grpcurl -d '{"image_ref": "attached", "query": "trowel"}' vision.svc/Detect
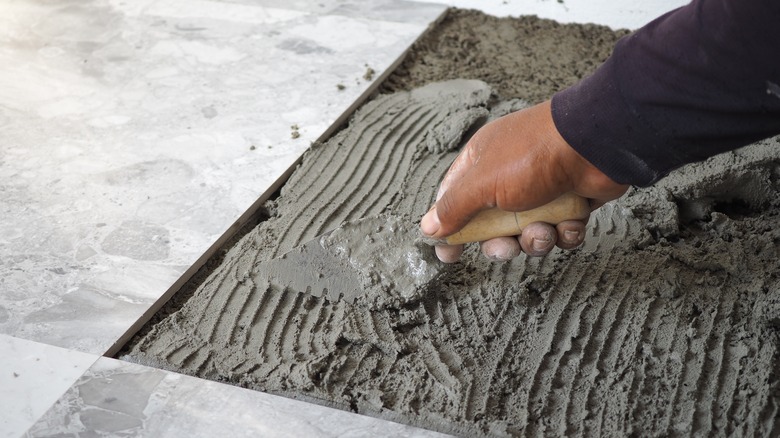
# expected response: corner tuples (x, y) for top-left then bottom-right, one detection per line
(257, 192), (590, 305)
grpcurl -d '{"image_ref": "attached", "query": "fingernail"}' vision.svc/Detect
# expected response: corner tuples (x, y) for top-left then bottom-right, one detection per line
(484, 248), (507, 262)
(483, 239), (521, 261)
(420, 207), (440, 236)
(563, 230), (580, 244)
(435, 245), (463, 264)
(487, 249), (515, 262)
(532, 236), (552, 252)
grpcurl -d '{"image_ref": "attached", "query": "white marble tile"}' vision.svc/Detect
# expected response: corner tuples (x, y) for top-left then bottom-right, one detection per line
(429, 0), (689, 29)
(26, 357), (451, 437)
(243, 0), (449, 24)
(0, 334), (99, 438)
(0, 0), (446, 354)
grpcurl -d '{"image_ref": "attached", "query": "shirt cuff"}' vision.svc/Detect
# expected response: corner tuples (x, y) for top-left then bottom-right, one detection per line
(550, 52), (663, 187)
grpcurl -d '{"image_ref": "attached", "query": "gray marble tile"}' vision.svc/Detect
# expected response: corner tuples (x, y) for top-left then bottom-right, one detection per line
(234, 0), (448, 24)
(26, 357), (452, 437)
(0, 0), (445, 354)
(0, 335), (99, 438)
(427, 0), (688, 29)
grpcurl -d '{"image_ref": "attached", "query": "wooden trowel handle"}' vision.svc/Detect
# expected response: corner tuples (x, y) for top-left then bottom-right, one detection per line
(444, 192), (591, 245)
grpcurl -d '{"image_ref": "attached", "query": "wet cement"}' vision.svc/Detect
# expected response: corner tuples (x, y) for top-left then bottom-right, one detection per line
(123, 10), (780, 437)
(259, 213), (446, 307)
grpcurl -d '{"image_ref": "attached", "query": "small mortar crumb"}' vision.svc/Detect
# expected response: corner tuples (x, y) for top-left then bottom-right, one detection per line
(249, 145), (256, 151)
(363, 66), (375, 81)
(291, 124), (300, 139)
(337, 83), (346, 90)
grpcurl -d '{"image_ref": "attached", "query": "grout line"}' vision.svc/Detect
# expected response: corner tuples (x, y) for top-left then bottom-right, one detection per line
(103, 7), (450, 358)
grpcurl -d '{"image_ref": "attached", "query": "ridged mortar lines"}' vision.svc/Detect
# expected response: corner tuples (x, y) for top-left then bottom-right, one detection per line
(583, 271), (645, 436)
(524, 260), (591, 424)
(710, 331), (746, 434)
(277, 95), (427, 250)
(671, 291), (719, 434)
(350, 107), (437, 220)
(233, 282), (264, 350)
(280, 97), (387, 203)
(691, 285), (737, 435)
(755, 339), (779, 434)
(562, 276), (620, 436)
(483, 298), (531, 422)
(304, 109), (410, 237)
(623, 295), (667, 431)
(554, 274), (616, 433)
(632, 290), (687, 433)
(269, 291), (303, 363)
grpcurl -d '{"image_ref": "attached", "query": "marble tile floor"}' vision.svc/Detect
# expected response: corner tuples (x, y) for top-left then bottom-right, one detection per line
(25, 353), (451, 438)
(2, 335), (450, 438)
(0, 0), (446, 356)
(0, 335), (98, 438)
(0, 0), (687, 436)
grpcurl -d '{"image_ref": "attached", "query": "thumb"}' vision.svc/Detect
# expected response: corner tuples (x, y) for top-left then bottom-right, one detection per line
(429, 171), (495, 238)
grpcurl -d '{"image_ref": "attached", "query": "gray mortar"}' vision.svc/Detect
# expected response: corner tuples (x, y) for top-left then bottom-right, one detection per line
(259, 214), (447, 307)
(123, 10), (780, 438)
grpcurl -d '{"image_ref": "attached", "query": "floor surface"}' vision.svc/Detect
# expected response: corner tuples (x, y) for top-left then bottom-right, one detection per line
(0, 0), (686, 436)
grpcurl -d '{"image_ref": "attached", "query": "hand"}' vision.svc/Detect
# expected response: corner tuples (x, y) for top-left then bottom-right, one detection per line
(420, 100), (628, 263)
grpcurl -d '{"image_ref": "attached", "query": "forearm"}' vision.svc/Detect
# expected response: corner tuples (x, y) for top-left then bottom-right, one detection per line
(551, 0), (780, 186)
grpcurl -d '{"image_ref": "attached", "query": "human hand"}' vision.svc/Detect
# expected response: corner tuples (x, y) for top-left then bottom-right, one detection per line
(420, 100), (629, 263)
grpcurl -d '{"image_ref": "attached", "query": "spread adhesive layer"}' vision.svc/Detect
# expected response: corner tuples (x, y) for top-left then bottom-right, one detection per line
(124, 11), (780, 437)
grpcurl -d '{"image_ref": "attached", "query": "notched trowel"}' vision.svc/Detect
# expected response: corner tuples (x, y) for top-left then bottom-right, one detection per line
(258, 192), (590, 306)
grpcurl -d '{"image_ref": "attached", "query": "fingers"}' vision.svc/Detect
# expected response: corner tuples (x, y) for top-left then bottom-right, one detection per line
(434, 244), (464, 264)
(421, 167), (494, 240)
(423, 205), (465, 264)
(434, 219), (589, 264)
(476, 221), (584, 261)
(421, 142), (488, 239)
(478, 219), (588, 261)
(420, 206), (441, 237)
(436, 139), (480, 200)
(480, 237), (521, 261)
(518, 222), (558, 256)
(555, 220), (587, 249)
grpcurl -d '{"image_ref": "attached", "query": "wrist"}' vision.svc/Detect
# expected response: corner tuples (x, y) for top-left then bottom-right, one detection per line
(543, 100), (629, 203)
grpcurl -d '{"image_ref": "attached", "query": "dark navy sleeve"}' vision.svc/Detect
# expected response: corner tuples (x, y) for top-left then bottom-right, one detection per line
(551, 0), (780, 186)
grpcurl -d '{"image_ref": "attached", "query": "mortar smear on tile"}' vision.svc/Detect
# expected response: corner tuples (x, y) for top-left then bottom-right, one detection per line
(123, 11), (780, 437)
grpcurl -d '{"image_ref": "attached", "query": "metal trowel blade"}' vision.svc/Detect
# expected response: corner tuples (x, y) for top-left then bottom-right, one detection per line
(256, 215), (444, 305)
